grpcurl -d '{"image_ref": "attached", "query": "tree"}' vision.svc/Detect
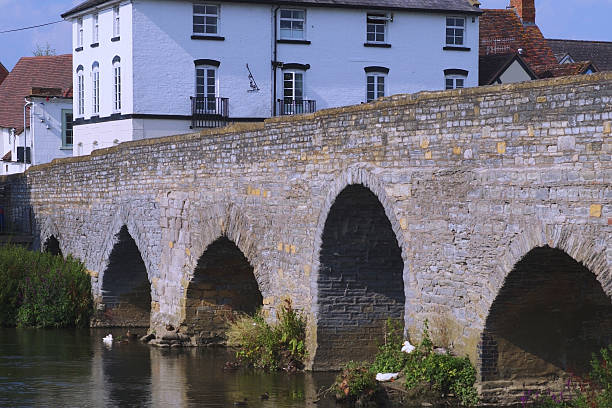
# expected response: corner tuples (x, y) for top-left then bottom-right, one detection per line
(32, 43), (56, 56)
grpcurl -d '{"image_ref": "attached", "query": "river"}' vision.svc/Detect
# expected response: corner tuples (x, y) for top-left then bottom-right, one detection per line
(0, 328), (339, 407)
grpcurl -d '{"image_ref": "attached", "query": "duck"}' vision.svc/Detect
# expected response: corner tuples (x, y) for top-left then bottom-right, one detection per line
(260, 392), (269, 400)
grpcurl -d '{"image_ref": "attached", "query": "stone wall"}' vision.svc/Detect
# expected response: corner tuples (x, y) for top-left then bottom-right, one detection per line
(1, 73), (610, 403)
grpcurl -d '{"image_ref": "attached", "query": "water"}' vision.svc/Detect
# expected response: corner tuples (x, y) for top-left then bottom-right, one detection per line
(0, 328), (338, 408)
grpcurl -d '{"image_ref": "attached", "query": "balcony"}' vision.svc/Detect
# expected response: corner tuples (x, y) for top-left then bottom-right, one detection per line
(277, 99), (316, 116)
(191, 96), (229, 128)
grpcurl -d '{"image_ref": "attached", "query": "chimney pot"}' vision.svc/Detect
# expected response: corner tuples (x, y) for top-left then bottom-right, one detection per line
(510, 0), (535, 24)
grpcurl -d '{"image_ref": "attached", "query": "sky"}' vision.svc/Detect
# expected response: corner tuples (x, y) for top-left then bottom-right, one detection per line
(1, 0), (611, 71)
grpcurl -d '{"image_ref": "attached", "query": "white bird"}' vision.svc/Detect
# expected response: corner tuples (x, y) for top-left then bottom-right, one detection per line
(401, 340), (415, 353)
(103, 334), (113, 348)
(376, 372), (399, 382)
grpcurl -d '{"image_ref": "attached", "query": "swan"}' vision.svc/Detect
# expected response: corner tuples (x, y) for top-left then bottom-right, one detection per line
(103, 334), (113, 347)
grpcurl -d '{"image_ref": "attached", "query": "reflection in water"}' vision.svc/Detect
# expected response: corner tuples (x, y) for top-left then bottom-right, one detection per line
(0, 328), (336, 408)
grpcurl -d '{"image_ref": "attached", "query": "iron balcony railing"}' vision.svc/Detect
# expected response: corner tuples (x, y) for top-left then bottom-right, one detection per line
(191, 96), (229, 128)
(277, 99), (316, 116)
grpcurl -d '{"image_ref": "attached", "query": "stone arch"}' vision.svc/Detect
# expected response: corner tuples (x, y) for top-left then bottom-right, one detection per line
(39, 218), (62, 254)
(310, 167), (409, 370)
(97, 208), (156, 282)
(181, 236), (263, 345)
(184, 203), (271, 300)
(94, 209), (153, 328)
(479, 223), (611, 402)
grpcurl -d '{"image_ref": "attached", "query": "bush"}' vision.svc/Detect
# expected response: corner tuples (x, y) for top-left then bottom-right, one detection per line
(404, 322), (479, 407)
(227, 299), (306, 371)
(0, 245), (92, 328)
(371, 319), (409, 374)
(334, 361), (378, 402)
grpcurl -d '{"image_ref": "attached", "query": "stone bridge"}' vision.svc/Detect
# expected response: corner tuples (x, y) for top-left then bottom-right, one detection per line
(1, 73), (611, 403)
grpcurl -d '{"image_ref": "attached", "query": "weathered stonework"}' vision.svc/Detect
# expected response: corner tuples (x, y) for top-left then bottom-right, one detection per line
(0, 73), (610, 404)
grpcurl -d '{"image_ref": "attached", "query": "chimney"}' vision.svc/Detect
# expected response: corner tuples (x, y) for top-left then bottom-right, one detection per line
(510, 0), (535, 24)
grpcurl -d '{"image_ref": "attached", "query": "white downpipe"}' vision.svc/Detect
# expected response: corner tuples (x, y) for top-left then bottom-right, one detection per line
(23, 98), (32, 172)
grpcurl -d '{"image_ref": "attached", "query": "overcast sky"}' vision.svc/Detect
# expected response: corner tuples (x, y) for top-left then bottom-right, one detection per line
(1, 0), (611, 71)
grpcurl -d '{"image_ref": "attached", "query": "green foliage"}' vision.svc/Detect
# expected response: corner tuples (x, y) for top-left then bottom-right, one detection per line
(371, 318), (409, 374)
(590, 345), (612, 403)
(334, 361), (378, 401)
(403, 321), (479, 407)
(0, 245), (92, 328)
(227, 299), (306, 371)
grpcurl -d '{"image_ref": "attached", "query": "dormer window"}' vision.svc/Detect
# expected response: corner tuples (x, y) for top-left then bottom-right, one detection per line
(366, 13), (387, 44)
(193, 4), (218, 35)
(446, 17), (465, 46)
(280, 9), (305, 40)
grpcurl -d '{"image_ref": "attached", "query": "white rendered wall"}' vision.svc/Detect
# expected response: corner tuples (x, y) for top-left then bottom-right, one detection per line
(70, 0), (479, 155)
(72, 1), (134, 119)
(131, 1), (479, 116)
(74, 118), (133, 155)
(74, 118), (192, 156)
(276, 8), (479, 109)
(29, 98), (73, 166)
(132, 0), (273, 118)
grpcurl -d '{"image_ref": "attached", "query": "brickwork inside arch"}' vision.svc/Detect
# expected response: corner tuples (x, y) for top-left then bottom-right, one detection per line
(181, 237), (262, 345)
(94, 226), (151, 328)
(314, 184), (404, 370)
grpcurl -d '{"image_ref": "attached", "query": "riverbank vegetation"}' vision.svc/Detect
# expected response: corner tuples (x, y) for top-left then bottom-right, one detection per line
(333, 320), (478, 407)
(227, 299), (307, 371)
(0, 245), (92, 328)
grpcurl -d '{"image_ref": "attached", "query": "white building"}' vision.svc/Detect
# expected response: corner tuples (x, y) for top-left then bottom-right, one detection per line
(62, 0), (482, 156)
(0, 56), (73, 175)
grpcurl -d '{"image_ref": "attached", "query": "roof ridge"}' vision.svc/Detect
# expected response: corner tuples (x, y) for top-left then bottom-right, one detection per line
(548, 38), (612, 45)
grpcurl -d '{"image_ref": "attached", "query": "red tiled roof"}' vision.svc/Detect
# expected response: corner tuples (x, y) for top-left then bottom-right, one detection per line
(479, 9), (557, 67)
(0, 55), (72, 132)
(0, 62), (8, 86)
(1, 151), (11, 162)
(533, 61), (596, 79)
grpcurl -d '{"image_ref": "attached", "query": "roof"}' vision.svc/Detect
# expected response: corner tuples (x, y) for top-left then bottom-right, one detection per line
(62, 0), (481, 18)
(479, 8), (557, 68)
(479, 52), (536, 85)
(547, 39), (612, 72)
(0, 63), (8, 86)
(534, 61), (597, 79)
(0, 55), (72, 132)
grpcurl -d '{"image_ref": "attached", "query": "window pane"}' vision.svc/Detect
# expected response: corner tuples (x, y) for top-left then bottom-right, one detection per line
(293, 20), (304, 30)
(194, 5), (206, 14)
(205, 5), (217, 15)
(367, 33), (375, 42)
(446, 79), (454, 89)
(456, 18), (464, 26)
(456, 79), (464, 88)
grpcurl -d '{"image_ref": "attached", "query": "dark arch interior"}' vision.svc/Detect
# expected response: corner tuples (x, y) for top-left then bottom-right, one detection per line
(182, 236), (262, 345)
(100, 226), (151, 327)
(481, 246), (612, 387)
(43, 235), (62, 257)
(315, 184), (405, 370)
